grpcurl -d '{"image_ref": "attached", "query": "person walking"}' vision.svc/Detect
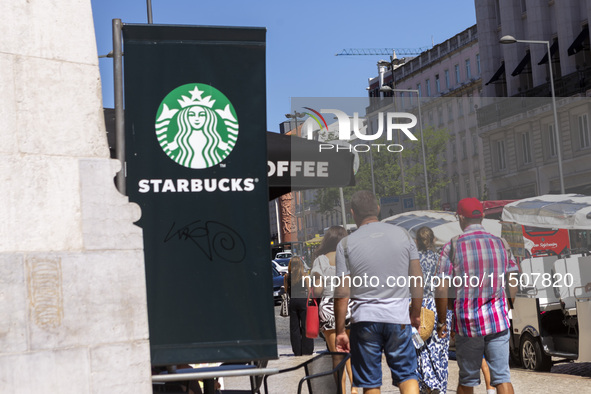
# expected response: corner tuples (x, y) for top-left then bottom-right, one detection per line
(435, 198), (518, 394)
(334, 190), (423, 394)
(285, 256), (314, 356)
(481, 358), (496, 394)
(414, 226), (452, 394)
(310, 225), (357, 394)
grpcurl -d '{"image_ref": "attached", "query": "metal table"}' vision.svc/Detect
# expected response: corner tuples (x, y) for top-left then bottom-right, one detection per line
(152, 365), (279, 394)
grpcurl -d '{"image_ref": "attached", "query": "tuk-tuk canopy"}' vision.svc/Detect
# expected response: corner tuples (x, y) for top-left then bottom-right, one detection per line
(502, 194), (591, 230)
(305, 235), (324, 246)
(381, 210), (502, 247)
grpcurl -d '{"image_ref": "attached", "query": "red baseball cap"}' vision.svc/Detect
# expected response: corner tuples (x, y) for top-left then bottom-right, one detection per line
(457, 198), (484, 218)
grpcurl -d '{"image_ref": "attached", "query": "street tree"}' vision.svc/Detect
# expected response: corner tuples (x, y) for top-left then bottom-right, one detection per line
(314, 125), (450, 215)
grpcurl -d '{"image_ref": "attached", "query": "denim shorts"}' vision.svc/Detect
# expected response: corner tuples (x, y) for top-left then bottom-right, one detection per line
(349, 322), (418, 388)
(455, 329), (511, 387)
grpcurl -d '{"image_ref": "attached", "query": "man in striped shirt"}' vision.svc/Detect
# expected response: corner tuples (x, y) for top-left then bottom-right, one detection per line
(435, 198), (518, 394)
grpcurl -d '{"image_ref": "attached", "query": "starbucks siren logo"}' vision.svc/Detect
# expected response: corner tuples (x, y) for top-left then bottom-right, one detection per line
(155, 83), (238, 169)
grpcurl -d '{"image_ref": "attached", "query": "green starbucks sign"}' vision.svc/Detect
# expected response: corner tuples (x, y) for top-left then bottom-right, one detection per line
(155, 83), (239, 169)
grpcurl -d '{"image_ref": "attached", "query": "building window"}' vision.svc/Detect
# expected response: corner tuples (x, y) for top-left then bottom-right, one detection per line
(445, 70), (450, 89)
(520, 0), (527, 13)
(521, 132), (532, 164)
(417, 83), (422, 97)
(435, 74), (441, 93)
(448, 103), (454, 121)
(426, 79), (431, 97)
(438, 107), (444, 126)
(451, 139), (457, 162)
(579, 114), (590, 148)
(496, 140), (506, 170)
(455, 64), (460, 84)
(546, 124), (557, 158)
(465, 177), (471, 196)
(457, 98), (464, 117)
(408, 88), (414, 105)
(472, 131), (479, 155)
(466, 59), (472, 80)
(455, 182), (461, 201)
(469, 94), (474, 113)
(476, 54), (481, 75)
(461, 135), (467, 159)
(475, 177), (481, 199)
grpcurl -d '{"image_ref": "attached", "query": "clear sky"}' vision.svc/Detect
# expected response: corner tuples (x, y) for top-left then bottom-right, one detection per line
(91, 0), (476, 132)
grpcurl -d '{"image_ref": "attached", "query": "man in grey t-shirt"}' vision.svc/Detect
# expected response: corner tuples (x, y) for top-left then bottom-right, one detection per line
(335, 191), (423, 394)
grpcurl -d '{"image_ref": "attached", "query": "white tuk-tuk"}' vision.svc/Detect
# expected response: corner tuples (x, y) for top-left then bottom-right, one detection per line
(380, 210), (502, 246)
(502, 194), (591, 371)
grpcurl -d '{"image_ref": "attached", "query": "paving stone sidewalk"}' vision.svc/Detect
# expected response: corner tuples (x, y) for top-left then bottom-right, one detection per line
(223, 306), (591, 393)
(224, 353), (591, 393)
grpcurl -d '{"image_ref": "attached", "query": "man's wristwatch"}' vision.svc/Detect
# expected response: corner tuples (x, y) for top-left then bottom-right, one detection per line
(437, 321), (446, 329)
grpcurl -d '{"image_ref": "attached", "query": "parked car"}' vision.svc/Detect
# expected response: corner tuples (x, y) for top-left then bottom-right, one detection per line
(272, 266), (285, 304)
(272, 259), (289, 274)
(275, 251), (292, 260)
(273, 252), (292, 273)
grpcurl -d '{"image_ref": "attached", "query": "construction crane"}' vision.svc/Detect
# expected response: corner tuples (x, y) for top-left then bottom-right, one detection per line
(335, 47), (429, 57)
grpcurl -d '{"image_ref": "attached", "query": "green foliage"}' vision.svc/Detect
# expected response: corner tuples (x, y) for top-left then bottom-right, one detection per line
(313, 188), (341, 214)
(313, 126), (450, 217)
(399, 125), (451, 209)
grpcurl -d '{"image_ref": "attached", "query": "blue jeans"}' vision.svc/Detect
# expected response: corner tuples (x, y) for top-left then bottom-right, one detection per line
(455, 329), (511, 386)
(350, 322), (418, 387)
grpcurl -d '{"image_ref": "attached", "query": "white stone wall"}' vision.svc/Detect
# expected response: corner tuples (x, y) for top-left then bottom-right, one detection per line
(0, 1), (151, 393)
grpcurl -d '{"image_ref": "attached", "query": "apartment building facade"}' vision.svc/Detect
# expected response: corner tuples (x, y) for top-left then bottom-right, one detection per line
(367, 24), (485, 210)
(476, 0), (591, 198)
